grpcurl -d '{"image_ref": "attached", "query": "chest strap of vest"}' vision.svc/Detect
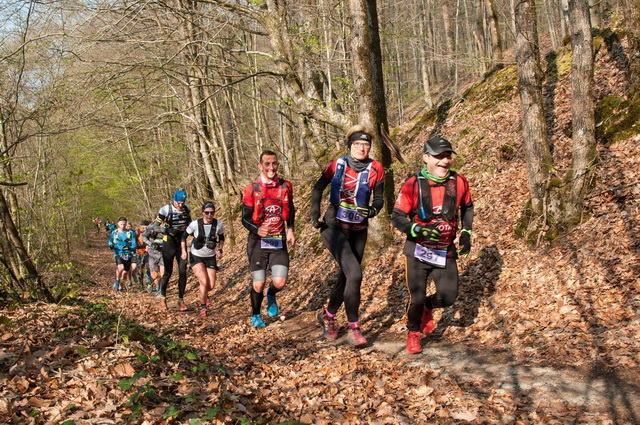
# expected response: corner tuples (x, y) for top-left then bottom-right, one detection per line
(329, 156), (372, 206)
(416, 172), (458, 222)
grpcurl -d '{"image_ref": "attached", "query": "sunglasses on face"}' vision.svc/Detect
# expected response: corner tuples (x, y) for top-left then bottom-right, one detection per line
(203, 211), (215, 215)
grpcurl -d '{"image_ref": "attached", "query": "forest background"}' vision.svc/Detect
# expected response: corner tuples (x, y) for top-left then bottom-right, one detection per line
(1, 0), (640, 423)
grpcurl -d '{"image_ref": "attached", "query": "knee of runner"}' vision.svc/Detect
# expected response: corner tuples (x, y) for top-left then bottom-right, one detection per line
(434, 291), (458, 308)
(409, 293), (427, 307)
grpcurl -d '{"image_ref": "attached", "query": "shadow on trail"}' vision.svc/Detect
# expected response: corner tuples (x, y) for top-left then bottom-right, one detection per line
(430, 244), (501, 339)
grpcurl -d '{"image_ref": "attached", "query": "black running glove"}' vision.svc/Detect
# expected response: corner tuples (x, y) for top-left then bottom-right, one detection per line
(410, 224), (441, 242)
(354, 205), (377, 218)
(458, 231), (471, 257)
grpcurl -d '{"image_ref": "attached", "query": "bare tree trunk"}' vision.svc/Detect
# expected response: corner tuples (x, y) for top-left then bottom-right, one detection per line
(442, 3), (455, 79)
(588, 0), (602, 28)
(485, 0), (504, 66)
(514, 0), (554, 215)
(543, 0), (560, 50)
(347, 0), (395, 248)
(0, 188), (52, 301)
(566, 0), (597, 221)
(622, 0), (640, 95)
(418, 0), (434, 108)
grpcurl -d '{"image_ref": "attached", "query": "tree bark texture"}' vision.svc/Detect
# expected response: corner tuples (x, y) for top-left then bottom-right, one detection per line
(566, 0), (597, 220)
(484, 0), (504, 65)
(622, 0), (640, 95)
(348, 0), (393, 247)
(514, 0), (554, 215)
(0, 188), (52, 301)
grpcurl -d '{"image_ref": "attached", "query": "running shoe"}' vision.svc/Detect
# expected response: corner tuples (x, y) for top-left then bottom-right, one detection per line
(159, 297), (168, 310)
(199, 308), (207, 318)
(113, 281), (119, 291)
(420, 306), (435, 335)
(251, 314), (266, 328)
(177, 300), (188, 312)
(266, 292), (278, 317)
(317, 311), (338, 340)
(146, 284), (153, 293)
(346, 326), (367, 348)
(406, 331), (423, 354)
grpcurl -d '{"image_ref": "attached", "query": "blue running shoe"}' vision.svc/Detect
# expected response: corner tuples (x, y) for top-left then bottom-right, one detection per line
(113, 280), (119, 291)
(266, 292), (278, 317)
(251, 314), (266, 328)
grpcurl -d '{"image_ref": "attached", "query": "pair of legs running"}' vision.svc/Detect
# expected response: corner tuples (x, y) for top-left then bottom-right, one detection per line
(248, 237), (289, 327)
(158, 238), (188, 310)
(317, 226), (368, 347)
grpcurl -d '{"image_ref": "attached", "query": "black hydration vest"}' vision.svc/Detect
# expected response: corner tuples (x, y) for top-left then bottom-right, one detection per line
(192, 218), (218, 250)
(415, 171), (458, 222)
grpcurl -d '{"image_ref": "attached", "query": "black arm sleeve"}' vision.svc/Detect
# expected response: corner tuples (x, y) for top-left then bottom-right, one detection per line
(287, 197), (296, 230)
(310, 174), (331, 222)
(181, 230), (189, 243)
(460, 202), (474, 231)
(241, 205), (259, 235)
(370, 178), (385, 215)
(391, 207), (413, 234)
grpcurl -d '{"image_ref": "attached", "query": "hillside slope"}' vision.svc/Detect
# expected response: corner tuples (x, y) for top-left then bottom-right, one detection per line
(1, 29), (639, 425)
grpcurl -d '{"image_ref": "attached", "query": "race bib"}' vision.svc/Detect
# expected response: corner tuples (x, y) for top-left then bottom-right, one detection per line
(413, 244), (447, 268)
(119, 254), (131, 261)
(336, 204), (365, 224)
(261, 236), (283, 250)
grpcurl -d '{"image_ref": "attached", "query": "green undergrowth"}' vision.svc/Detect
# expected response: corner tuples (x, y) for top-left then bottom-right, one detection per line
(595, 94), (640, 144)
(50, 299), (295, 424)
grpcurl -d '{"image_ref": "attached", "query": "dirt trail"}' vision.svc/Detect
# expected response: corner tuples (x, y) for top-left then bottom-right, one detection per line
(57, 233), (639, 423)
(274, 310), (640, 424)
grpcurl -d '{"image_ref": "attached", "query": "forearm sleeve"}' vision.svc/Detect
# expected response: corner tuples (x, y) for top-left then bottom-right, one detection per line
(241, 205), (259, 235)
(460, 202), (474, 231)
(311, 175), (331, 221)
(287, 202), (295, 230)
(391, 207), (413, 234)
(371, 178), (385, 214)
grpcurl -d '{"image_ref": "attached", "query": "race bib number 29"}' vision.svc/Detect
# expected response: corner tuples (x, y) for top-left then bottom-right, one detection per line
(261, 236), (283, 250)
(413, 244), (447, 268)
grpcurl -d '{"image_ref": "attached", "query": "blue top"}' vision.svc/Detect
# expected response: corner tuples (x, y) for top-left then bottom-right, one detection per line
(109, 229), (138, 256)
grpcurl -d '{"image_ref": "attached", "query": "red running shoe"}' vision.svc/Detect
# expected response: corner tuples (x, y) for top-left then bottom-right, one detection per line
(406, 331), (423, 354)
(421, 306), (435, 335)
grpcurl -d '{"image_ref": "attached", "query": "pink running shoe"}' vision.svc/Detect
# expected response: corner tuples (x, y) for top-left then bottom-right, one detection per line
(346, 326), (367, 348)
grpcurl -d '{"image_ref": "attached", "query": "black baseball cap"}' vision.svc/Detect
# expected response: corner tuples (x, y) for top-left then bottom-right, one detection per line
(423, 137), (456, 155)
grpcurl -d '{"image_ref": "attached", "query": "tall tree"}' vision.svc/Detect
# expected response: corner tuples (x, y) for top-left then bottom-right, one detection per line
(514, 0), (553, 220)
(622, 0), (640, 96)
(347, 0), (397, 247)
(565, 0), (596, 223)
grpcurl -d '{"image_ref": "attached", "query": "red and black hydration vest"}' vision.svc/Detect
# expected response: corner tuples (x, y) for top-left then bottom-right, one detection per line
(251, 180), (291, 224)
(415, 171), (458, 224)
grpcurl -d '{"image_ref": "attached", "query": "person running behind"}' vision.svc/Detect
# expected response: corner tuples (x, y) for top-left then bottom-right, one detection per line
(181, 202), (225, 318)
(133, 220), (151, 291)
(142, 220), (166, 296)
(391, 136), (474, 354)
(93, 217), (102, 234)
(310, 124), (385, 348)
(155, 190), (192, 310)
(241, 150), (296, 328)
(108, 216), (138, 292)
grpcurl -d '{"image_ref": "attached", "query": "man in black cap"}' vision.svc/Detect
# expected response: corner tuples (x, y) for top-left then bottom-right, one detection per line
(391, 136), (474, 354)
